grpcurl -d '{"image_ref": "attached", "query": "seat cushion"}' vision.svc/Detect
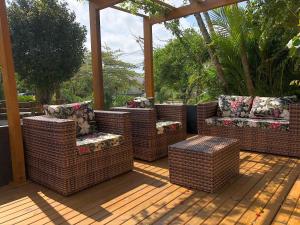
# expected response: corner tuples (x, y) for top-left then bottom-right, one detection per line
(249, 96), (297, 120)
(156, 121), (182, 135)
(44, 101), (95, 137)
(126, 97), (154, 108)
(218, 95), (254, 118)
(76, 132), (124, 155)
(206, 117), (289, 131)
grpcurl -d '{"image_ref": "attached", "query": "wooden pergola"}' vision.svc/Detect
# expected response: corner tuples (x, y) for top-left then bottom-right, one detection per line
(89, 0), (244, 109)
(0, 0), (243, 184)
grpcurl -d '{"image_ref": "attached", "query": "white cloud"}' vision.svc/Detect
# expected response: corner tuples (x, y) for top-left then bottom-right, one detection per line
(65, 0), (195, 70)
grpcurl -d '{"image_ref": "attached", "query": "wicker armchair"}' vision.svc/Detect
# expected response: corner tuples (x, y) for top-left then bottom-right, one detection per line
(197, 102), (300, 157)
(113, 104), (187, 161)
(23, 111), (133, 196)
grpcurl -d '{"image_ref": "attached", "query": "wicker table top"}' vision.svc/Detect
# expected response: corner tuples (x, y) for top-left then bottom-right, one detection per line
(169, 135), (239, 154)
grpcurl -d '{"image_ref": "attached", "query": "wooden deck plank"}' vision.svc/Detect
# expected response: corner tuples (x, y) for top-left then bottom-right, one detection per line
(22, 164), (168, 225)
(236, 159), (297, 225)
(201, 155), (289, 225)
(107, 152), (255, 225)
(184, 154), (283, 224)
(167, 153), (269, 225)
(255, 163), (300, 225)
(287, 192), (300, 225)
(138, 153), (267, 225)
(0, 151), (298, 225)
(56, 166), (170, 224)
(1, 163), (164, 224)
(217, 156), (290, 225)
(272, 174), (300, 225)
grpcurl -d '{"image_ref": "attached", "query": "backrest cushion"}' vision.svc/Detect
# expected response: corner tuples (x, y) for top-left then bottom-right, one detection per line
(249, 96), (297, 120)
(44, 101), (95, 136)
(126, 97), (154, 108)
(218, 95), (254, 118)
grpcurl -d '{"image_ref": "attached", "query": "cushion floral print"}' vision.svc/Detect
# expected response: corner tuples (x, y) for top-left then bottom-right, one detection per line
(44, 101), (95, 137)
(156, 121), (182, 135)
(76, 132), (124, 155)
(218, 95), (254, 118)
(127, 97), (154, 108)
(206, 117), (289, 131)
(249, 96), (297, 120)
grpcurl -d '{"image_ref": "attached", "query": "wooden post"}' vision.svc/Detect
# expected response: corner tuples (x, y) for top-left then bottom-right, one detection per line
(89, 2), (104, 109)
(0, 0), (26, 184)
(143, 17), (154, 98)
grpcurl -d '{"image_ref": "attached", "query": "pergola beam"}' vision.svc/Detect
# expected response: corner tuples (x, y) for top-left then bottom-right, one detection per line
(143, 17), (154, 98)
(89, 2), (104, 109)
(152, 0), (176, 10)
(149, 0), (246, 24)
(111, 6), (148, 17)
(90, 0), (125, 10)
(89, 0), (246, 102)
(0, 0), (26, 184)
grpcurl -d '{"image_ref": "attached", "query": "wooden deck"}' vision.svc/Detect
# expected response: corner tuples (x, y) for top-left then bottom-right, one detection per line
(0, 151), (299, 225)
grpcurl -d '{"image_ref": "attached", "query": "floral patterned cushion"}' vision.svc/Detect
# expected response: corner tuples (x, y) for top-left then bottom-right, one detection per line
(218, 95), (254, 118)
(44, 101), (95, 137)
(206, 117), (289, 131)
(126, 97), (154, 108)
(76, 132), (124, 155)
(156, 121), (182, 135)
(249, 96), (297, 120)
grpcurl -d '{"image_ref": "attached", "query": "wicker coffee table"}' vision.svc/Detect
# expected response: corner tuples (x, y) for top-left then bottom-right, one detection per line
(169, 135), (240, 193)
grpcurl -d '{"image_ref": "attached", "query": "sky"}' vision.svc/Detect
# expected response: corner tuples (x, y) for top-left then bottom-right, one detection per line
(65, 0), (198, 70)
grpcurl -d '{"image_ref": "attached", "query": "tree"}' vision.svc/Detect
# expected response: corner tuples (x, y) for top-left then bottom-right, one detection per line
(154, 29), (221, 104)
(188, 0), (229, 93)
(211, 5), (255, 95)
(61, 48), (142, 108)
(8, 0), (86, 104)
(246, 0), (300, 96)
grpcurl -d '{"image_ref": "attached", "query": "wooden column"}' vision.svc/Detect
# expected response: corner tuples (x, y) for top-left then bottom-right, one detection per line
(143, 17), (154, 98)
(0, 0), (26, 184)
(89, 2), (104, 109)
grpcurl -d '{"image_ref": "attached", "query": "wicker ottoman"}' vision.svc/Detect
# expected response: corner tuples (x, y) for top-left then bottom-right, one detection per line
(169, 135), (240, 193)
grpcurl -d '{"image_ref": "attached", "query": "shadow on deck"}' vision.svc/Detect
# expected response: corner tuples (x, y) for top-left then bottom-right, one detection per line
(0, 151), (299, 225)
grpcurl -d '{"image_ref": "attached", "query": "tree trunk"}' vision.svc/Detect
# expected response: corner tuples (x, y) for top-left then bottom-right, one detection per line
(240, 42), (255, 96)
(55, 86), (61, 103)
(203, 12), (215, 35)
(193, 12), (229, 92)
(36, 88), (53, 105)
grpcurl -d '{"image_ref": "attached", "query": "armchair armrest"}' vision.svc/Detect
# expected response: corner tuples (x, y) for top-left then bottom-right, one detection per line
(23, 116), (76, 138)
(22, 116), (76, 160)
(197, 101), (218, 132)
(94, 111), (131, 139)
(111, 107), (157, 137)
(290, 103), (300, 134)
(155, 104), (187, 131)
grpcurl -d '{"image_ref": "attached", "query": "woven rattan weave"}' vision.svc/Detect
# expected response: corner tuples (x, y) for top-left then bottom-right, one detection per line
(197, 102), (300, 158)
(23, 111), (133, 196)
(169, 135), (240, 193)
(113, 104), (187, 161)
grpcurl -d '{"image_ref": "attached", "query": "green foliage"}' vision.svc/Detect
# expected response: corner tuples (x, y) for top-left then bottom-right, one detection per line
(61, 48), (142, 109)
(154, 29), (221, 104)
(18, 95), (35, 102)
(288, 32), (300, 86)
(120, 0), (168, 16)
(112, 95), (133, 107)
(287, 33), (300, 58)
(8, 0), (86, 104)
(209, 2), (300, 96)
(245, 0), (300, 96)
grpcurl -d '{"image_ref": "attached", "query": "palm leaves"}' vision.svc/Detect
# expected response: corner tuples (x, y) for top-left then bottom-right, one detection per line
(210, 5), (256, 95)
